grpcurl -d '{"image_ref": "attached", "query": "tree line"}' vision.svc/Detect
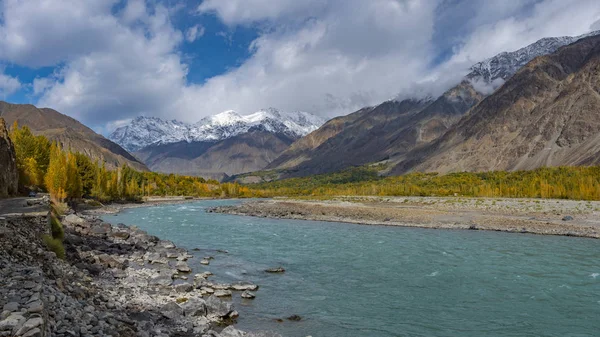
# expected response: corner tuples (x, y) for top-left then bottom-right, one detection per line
(9, 122), (256, 202)
(251, 166), (600, 200)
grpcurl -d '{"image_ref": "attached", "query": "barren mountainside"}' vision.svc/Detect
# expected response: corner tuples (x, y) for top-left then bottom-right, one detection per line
(265, 31), (598, 179)
(393, 34), (600, 174)
(0, 102), (148, 171)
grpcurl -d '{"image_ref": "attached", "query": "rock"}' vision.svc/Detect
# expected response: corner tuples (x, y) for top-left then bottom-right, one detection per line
(157, 240), (176, 249)
(219, 326), (246, 337)
(26, 300), (43, 313)
(175, 283), (194, 293)
(241, 291), (255, 299)
(110, 231), (130, 240)
(111, 268), (127, 278)
(90, 223), (112, 236)
(214, 290), (232, 297)
(2, 302), (19, 312)
(200, 287), (215, 295)
(161, 301), (184, 320)
(562, 215), (574, 221)
(246, 332), (283, 337)
(265, 267), (285, 273)
(180, 298), (207, 317)
(200, 259), (210, 265)
(176, 261), (191, 273)
(22, 328), (42, 337)
(231, 282), (259, 291)
(0, 313), (25, 331)
(149, 275), (173, 287)
(64, 214), (85, 224)
(0, 117), (18, 197)
(206, 295), (233, 318)
(14, 317), (43, 335)
(286, 315), (302, 321)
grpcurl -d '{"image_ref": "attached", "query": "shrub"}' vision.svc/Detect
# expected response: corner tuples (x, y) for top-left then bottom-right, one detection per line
(43, 235), (65, 259)
(48, 214), (64, 241)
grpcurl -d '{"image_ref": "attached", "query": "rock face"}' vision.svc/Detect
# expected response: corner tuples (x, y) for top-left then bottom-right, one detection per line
(0, 102), (147, 171)
(0, 117), (18, 197)
(394, 34), (600, 174)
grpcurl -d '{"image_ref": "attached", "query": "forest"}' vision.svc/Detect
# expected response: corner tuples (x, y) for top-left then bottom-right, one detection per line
(9, 122), (257, 203)
(250, 165), (600, 200)
(9, 121), (600, 203)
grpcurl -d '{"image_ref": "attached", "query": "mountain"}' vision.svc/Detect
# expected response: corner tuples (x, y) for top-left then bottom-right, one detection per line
(0, 117), (18, 197)
(0, 102), (148, 171)
(263, 31), (599, 179)
(109, 109), (325, 179)
(392, 34), (600, 174)
(109, 108), (324, 152)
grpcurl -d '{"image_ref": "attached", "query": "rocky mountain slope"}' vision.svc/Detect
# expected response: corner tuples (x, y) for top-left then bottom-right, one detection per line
(0, 117), (18, 196)
(393, 34), (600, 174)
(0, 102), (147, 171)
(110, 108), (324, 152)
(264, 31), (599, 179)
(110, 109), (324, 179)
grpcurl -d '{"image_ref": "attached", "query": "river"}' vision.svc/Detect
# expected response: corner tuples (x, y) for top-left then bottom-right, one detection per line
(104, 199), (600, 337)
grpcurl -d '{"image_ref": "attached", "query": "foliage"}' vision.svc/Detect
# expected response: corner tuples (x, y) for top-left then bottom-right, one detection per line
(251, 166), (600, 201)
(9, 122), (51, 190)
(42, 234), (65, 260)
(48, 213), (65, 241)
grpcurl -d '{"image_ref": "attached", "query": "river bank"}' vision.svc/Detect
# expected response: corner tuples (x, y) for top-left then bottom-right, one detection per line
(209, 196), (600, 239)
(0, 205), (280, 336)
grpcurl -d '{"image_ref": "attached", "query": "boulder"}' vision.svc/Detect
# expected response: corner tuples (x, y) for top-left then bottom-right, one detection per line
(214, 290), (232, 297)
(63, 214), (85, 224)
(241, 291), (255, 299)
(562, 215), (574, 221)
(219, 326), (246, 337)
(206, 295), (233, 318)
(265, 267), (285, 273)
(180, 298), (207, 317)
(175, 283), (194, 293)
(0, 118), (18, 197)
(160, 301), (184, 320)
(149, 275), (173, 287)
(176, 261), (191, 273)
(231, 282), (259, 291)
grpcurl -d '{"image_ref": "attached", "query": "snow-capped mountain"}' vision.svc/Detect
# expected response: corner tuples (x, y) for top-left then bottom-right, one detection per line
(467, 30), (600, 84)
(109, 108), (326, 152)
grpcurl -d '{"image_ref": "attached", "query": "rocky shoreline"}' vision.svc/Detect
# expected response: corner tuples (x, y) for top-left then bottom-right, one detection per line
(0, 208), (281, 337)
(209, 197), (600, 239)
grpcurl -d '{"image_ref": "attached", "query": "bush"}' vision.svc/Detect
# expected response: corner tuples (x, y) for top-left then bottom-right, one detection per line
(43, 234), (65, 259)
(48, 214), (64, 241)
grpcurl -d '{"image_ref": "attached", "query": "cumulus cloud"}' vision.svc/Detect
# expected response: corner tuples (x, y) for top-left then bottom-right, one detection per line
(0, 72), (21, 97)
(0, 0), (598, 130)
(185, 25), (205, 42)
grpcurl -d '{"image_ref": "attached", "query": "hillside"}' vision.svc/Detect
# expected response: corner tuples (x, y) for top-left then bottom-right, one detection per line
(393, 34), (600, 174)
(265, 32), (597, 179)
(0, 102), (147, 171)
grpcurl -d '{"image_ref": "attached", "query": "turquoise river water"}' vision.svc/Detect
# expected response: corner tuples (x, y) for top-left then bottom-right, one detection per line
(104, 199), (600, 337)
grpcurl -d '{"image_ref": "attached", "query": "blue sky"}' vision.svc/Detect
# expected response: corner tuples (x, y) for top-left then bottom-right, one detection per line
(0, 0), (598, 133)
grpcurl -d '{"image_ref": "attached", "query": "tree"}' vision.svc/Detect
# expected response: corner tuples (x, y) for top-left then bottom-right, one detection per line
(44, 142), (67, 202)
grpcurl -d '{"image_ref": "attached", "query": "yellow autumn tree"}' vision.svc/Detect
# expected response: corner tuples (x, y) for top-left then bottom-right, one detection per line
(44, 142), (67, 202)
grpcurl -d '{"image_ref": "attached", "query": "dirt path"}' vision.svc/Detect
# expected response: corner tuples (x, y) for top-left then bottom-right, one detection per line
(0, 196), (48, 217)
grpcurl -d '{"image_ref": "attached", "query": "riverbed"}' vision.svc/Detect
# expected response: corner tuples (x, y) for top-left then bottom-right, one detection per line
(104, 199), (600, 337)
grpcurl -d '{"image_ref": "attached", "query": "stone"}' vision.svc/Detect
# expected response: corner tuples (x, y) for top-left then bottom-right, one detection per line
(206, 295), (233, 318)
(287, 315), (302, 321)
(562, 215), (574, 221)
(241, 291), (255, 299)
(200, 287), (215, 295)
(14, 317), (43, 336)
(64, 214), (85, 224)
(175, 283), (194, 293)
(0, 313), (25, 331)
(2, 302), (19, 312)
(214, 290), (232, 297)
(149, 274), (173, 287)
(200, 259), (210, 265)
(160, 302), (183, 320)
(22, 328), (42, 337)
(219, 326), (246, 337)
(111, 268), (127, 278)
(176, 261), (191, 273)
(90, 223), (112, 236)
(231, 282), (259, 291)
(265, 267), (285, 273)
(180, 298), (207, 317)
(26, 300), (43, 313)
(110, 231), (130, 240)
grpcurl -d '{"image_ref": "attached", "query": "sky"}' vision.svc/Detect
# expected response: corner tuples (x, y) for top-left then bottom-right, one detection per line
(0, 0), (599, 134)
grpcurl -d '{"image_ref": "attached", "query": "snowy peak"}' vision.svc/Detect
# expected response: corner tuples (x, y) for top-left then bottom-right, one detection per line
(467, 30), (600, 85)
(109, 109), (325, 152)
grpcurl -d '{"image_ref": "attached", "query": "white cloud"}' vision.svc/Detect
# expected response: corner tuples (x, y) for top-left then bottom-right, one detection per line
(0, 72), (21, 97)
(0, 0), (598, 130)
(185, 25), (205, 42)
